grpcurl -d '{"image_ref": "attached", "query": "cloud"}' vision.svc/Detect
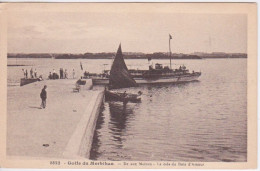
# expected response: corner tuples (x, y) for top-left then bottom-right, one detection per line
(7, 8), (247, 53)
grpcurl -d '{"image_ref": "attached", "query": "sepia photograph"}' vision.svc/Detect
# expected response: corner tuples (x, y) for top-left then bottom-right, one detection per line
(0, 2), (257, 169)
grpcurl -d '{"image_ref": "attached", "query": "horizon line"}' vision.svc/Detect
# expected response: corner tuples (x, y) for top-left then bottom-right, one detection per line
(7, 51), (248, 54)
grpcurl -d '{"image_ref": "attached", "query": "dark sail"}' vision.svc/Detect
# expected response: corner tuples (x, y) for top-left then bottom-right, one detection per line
(109, 44), (137, 89)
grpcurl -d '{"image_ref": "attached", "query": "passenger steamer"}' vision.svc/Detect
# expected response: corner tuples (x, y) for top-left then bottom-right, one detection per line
(90, 64), (201, 85)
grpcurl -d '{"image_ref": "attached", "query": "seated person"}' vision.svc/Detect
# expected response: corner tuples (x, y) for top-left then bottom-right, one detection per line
(48, 72), (52, 79)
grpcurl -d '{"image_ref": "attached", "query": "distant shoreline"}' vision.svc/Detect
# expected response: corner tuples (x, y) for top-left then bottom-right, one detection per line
(7, 52), (247, 59)
(7, 64), (30, 66)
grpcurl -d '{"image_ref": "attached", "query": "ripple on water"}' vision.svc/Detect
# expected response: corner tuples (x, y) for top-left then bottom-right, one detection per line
(89, 59), (247, 161)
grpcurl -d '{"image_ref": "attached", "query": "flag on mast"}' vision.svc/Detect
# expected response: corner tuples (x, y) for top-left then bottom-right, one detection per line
(169, 34), (172, 69)
(80, 62), (83, 70)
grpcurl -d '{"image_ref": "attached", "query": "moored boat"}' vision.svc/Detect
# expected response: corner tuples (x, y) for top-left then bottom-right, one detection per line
(91, 67), (201, 85)
(91, 72), (201, 85)
(20, 78), (39, 86)
(105, 44), (141, 103)
(105, 90), (141, 103)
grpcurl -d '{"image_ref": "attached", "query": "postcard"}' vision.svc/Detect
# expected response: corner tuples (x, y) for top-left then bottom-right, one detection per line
(0, 2), (257, 169)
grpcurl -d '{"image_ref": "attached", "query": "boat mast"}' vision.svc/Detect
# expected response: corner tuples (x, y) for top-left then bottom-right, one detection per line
(169, 34), (172, 69)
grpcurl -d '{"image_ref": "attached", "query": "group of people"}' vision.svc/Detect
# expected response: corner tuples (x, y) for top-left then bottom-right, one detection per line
(48, 69), (60, 79)
(22, 68), (37, 79)
(48, 68), (76, 80)
(179, 65), (187, 71)
(59, 68), (68, 79)
(22, 67), (77, 80)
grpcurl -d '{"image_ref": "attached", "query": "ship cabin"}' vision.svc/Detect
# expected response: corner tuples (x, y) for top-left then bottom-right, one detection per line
(82, 63), (193, 79)
(129, 63), (190, 78)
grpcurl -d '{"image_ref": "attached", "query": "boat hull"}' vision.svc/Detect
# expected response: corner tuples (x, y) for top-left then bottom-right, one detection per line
(92, 78), (109, 85)
(92, 74), (201, 85)
(105, 90), (141, 103)
(20, 78), (38, 86)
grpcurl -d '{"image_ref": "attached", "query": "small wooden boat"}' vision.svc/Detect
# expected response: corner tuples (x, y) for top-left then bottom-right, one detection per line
(105, 89), (141, 103)
(105, 44), (141, 103)
(20, 78), (38, 86)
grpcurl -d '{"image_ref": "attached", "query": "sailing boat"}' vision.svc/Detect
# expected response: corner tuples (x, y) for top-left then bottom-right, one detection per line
(105, 44), (141, 103)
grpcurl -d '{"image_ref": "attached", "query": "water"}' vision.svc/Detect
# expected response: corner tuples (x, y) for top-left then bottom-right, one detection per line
(90, 58), (247, 162)
(7, 58), (247, 162)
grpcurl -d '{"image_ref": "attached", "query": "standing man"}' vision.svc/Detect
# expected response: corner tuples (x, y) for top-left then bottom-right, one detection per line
(64, 69), (68, 79)
(22, 69), (26, 78)
(60, 68), (63, 79)
(30, 68), (33, 78)
(72, 69), (75, 79)
(61, 68), (64, 79)
(34, 69), (37, 78)
(40, 85), (47, 109)
(25, 69), (28, 79)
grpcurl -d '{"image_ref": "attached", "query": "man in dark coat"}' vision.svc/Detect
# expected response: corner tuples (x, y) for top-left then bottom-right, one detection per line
(60, 68), (64, 79)
(25, 69), (28, 79)
(40, 85), (47, 109)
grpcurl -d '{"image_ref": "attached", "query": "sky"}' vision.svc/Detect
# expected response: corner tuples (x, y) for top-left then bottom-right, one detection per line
(7, 3), (247, 54)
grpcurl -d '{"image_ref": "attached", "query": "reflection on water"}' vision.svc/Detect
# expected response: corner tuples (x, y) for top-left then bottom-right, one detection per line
(90, 59), (247, 162)
(108, 102), (133, 147)
(90, 101), (136, 160)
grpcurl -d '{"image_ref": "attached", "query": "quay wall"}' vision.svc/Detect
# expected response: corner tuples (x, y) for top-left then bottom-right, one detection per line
(62, 89), (105, 159)
(79, 90), (104, 158)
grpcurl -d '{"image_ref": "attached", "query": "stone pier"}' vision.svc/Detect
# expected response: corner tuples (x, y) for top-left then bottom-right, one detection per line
(7, 79), (104, 159)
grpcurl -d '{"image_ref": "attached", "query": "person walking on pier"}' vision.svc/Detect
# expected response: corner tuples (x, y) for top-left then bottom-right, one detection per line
(40, 85), (47, 109)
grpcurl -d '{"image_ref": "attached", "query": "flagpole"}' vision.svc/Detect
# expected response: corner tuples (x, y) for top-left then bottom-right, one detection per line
(169, 35), (172, 69)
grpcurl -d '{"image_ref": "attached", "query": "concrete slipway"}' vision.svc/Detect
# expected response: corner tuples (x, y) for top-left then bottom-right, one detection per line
(7, 79), (104, 159)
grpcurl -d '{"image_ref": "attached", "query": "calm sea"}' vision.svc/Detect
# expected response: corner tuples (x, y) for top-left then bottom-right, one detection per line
(7, 58), (247, 162)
